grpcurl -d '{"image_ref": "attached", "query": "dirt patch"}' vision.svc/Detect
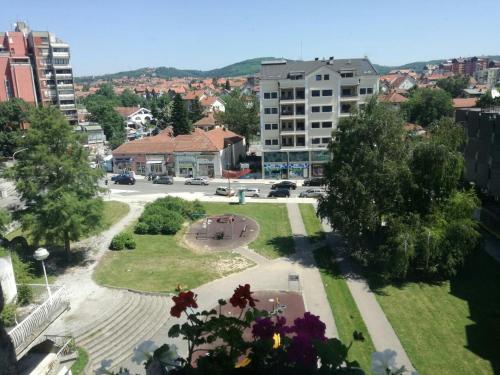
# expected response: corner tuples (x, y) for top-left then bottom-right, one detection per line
(184, 214), (259, 251)
(214, 254), (254, 275)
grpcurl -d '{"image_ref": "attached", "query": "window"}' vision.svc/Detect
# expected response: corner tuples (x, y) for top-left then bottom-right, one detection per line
(272, 108), (278, 114)
(367, 88), (373, 94)
(265, 124), (271, 130)
(312, 90), (320, 97)
(272, 139), (279, 145)
(312, 138), (321, 144)
(322, 137), (331, 144)
(264, 108), (277, 114)
(322, 106), (333, 112)
(264, 108), (271, 114)
(312, 106), (320, 113)
(322, 89), (333, 96)
(312, 122), (320, 129)
(322, 122), (332, 128)
(316, 75), (322, 81)
(360, 88), (367, 95)
(264, 92), (277, 99)
(272, 123), (278, 130)
(323, 74), (330, 80)
(341, 72), (354, 78)
(264, 92), (270, 99)
(265, 139), (272, 145)
(271, 92), (278, 99)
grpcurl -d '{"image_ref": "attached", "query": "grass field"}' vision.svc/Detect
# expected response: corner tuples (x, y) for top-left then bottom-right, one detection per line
(375, 251), (500, 375)
(298, 203), (325, 242)
(71, 347), (89, 375)
(93, 227), (253, 293)
(203, 202), (294, 258)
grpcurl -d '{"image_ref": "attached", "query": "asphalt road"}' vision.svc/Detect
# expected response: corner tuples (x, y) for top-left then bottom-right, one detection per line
(106, 179), (315, 198)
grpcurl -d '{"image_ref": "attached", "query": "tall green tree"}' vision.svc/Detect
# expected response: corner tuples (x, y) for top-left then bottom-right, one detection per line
(6, 107), (104, 259)
(402, 88), (454, 127)
(171, 94), (191, 136)
(87, 102), (126, 149)
(225, 79), (231, 90)
(119, 89), (143, 107)
(189, 97), (204, 123)
(215, 90), (259, 148)
(477, 90), (500, 108)
(436, 76), (470, 97)
(0, 98), (31, 157)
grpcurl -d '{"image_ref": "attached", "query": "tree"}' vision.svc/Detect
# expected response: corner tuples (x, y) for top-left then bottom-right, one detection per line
(215, 90), (259, 148)
(0, 209), (10, 236)
(87, 102), (126, 149)
(477, 90), (500, 108)
(171, 94), (191, 136)
(95, 82), (116, 99)
(188, 97), (204, 123)
(436, 76), (470, 97)
(0, 284), (18, 375)
(119, 89), (143, 107)
(402, 88), (453, 127)
(225, 79), (231, 90)
(6, 107), (104, 259)
(0, 99), (31, 157)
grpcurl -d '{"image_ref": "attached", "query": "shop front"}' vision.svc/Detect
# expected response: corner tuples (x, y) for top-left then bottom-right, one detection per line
(263, 151), (288, 179)
(196, 154), (217, 178)
(113, 156), (133, 173)
(175, 154), (197, 177)
(146, 154), (166, 175)
(311, 150), (330, 177)
(288, 151), (309, 178)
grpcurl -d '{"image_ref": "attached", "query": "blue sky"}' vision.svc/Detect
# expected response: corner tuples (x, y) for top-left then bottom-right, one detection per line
(3, 0), (500, 76)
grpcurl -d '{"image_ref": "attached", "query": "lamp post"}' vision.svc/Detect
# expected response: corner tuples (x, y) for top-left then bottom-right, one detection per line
(12, 147), (28, 161)
(34, 247), (51, 300)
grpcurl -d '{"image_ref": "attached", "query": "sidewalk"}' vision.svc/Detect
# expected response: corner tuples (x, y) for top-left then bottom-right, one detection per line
(321, 221), (415, 372)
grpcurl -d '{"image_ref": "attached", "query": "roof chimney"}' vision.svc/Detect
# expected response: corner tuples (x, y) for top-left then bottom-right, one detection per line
(314, 57), (319, 61)
(329, 56), (334, 60)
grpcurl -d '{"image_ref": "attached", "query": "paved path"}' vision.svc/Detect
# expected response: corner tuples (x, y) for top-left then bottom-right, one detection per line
(286, 203), (338, 339)
(321, 221), (415, 372)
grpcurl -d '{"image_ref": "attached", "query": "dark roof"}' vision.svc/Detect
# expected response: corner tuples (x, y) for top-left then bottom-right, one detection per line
(260, 58), (378, 80)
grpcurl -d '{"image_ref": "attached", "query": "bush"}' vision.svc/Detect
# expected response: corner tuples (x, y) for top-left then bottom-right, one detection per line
(17, 283), (33, 306)
(0, 303), (16, 327)
(143, 197), (205, 220)
(134, 222), (149, 234)
(110, 232), (136, 250)
(141, 210), (183, 235)
(9, 236), (31, 261)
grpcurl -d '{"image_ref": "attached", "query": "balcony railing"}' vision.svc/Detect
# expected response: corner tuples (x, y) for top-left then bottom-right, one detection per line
(45, 335), (75, 375)
(8, 286), (70, 357)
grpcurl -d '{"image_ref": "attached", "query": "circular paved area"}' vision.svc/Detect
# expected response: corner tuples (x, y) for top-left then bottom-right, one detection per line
(184, 214), (259, 251)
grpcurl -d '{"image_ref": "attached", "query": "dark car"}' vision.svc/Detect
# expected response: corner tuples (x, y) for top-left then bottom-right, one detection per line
(111, 172), (131, 181)
(303, 177), (325, 186)
(268, 189), (290, 198)
(271, 181), (297, 190)
(114, 175), (136, 185)
(153, 175), (173, 184)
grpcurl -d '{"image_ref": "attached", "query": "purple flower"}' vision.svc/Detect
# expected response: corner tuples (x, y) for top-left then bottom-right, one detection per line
(252, 316), (288, 340)
(291, 312), (326, 341)
(287, 312), (327, 365)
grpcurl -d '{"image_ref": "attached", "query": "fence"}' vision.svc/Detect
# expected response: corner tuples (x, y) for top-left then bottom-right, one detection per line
(44, 335), (74, 375)
(8, 286), (70, 357)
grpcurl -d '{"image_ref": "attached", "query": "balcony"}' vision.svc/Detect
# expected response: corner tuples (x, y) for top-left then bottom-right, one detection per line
(340, 77), (360, 86)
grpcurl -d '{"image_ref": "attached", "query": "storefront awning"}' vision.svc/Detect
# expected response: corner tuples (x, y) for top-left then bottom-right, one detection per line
(146, 160), (163, 164)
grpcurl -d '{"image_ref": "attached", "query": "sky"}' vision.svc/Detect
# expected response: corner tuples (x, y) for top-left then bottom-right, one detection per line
(3, 0), (500, 76)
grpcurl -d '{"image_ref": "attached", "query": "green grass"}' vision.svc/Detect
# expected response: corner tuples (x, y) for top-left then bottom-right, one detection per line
(203, 202), (294, 258)
(375, 251), (500, 375)
(71, 347), (89, 375)
(298, 204), (325, 242)
(93, 228), (253, 293)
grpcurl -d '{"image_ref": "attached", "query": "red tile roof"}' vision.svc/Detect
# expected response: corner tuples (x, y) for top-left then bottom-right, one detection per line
(115, 107), (140, 117)
(379, 91), (408, 103)
(174, 128), (241, 152)
(193, 113), (216, 127)
(452, 98), (478, 108)
(112, 130), (175, 155)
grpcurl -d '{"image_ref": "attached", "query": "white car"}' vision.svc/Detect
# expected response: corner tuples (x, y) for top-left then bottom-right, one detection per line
(299, 188), (325, 198)
(243, 187), (260, 197)
(185, 177), (209, 185)
(215, 186), (235, 196)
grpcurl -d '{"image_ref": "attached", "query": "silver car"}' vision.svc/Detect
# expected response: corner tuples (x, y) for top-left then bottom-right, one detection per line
(243, 187), (260, 197)
(299, 188), (325, 198)
(185, 177), (209, 185)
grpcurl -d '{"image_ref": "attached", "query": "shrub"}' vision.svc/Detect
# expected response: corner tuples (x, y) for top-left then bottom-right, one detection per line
(142, 197), (205, 220)
(141, 210), (183, 235)
(0, 303), (16, 327)
(134, 222), (149, 234)
(9, 236), (31, 261)
(110, 232), (136, 250)
(17, 283), (33, 306)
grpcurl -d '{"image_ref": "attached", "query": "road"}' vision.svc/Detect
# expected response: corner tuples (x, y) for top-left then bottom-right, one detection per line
(105, 178), (316, 199)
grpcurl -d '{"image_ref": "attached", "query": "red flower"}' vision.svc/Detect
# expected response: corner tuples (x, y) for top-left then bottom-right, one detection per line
(229, 284), (258, 309)
(170, 291), (198, 317)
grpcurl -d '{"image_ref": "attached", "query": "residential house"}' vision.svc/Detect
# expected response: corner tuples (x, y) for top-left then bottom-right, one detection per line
(452, 98), (478, 110)
(193, 113), (219, 131)
(75, 122), (106, 156)
(200, 96), (225, 113)
(379, 91), (408, 110)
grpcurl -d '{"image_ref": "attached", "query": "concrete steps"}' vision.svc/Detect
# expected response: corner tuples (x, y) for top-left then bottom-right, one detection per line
(73, 291), (170, 373)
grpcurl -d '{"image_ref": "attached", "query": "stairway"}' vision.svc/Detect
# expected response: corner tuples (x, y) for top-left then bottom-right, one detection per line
(73, 290), (170, 373)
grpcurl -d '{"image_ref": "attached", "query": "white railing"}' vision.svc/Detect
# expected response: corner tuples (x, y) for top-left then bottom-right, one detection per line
(45, 335), (74, 375)
(8, 286), (70, 356)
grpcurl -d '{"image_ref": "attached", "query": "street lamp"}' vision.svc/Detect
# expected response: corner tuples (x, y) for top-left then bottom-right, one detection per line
(33, 247), (52, 300)
(12, 147), (28, 161)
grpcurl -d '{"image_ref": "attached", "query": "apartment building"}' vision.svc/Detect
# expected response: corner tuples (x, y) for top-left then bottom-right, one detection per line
(260, 57), (379, 179)
(0, 22), (77, 124)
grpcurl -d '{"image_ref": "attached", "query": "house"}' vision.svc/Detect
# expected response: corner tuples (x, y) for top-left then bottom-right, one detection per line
(452, 98), (478, 109)
(174, 128), (245, 177)
(380, 74), (416, 91)
(200, 96), (225, 113)
(379, 91), (408, 110)
(193, 113), (219, 131)
(115, 107), (153, 127)
(75, 122), (107, 156)
(112, 130), (175, 175)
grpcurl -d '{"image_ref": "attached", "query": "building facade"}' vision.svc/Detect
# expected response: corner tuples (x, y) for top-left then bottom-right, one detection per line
(0, 22), (77, 124)
(259, 57), (379, 179)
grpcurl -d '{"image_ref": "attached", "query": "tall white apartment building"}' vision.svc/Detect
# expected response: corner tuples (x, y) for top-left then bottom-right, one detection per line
(260, 57), (379, 179)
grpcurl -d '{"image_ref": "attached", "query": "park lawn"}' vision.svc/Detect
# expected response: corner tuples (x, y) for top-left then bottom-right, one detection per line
(71, 347), (89, 375)
(375, 251), (500, 375)
(298, 203), (325, 242)
(6, 200), (130, 241)
(93, 228), (253, 293)
(203, 202), (294, 259)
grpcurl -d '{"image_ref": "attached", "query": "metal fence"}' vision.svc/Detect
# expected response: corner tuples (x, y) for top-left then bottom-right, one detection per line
(8, 286), (70, 356)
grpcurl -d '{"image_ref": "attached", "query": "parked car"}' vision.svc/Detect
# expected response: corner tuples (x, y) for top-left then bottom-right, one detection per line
(153, 175), (174, 185)
(215, 186), (235, 196)
(243, 187), (260, 197)
(303, 177), (325, 186)
(299, 188), (325, 198)
(185, 177), (209, 185)
(268, 189), (290, 198)
(271, 181), (297, 190)
(114, 174), (136, 185)
(111, 172), (131, 182)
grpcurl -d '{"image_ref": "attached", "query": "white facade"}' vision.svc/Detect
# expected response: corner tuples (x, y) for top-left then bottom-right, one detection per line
(0, 255), (17, 303)
(260, 58), (379, 178)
